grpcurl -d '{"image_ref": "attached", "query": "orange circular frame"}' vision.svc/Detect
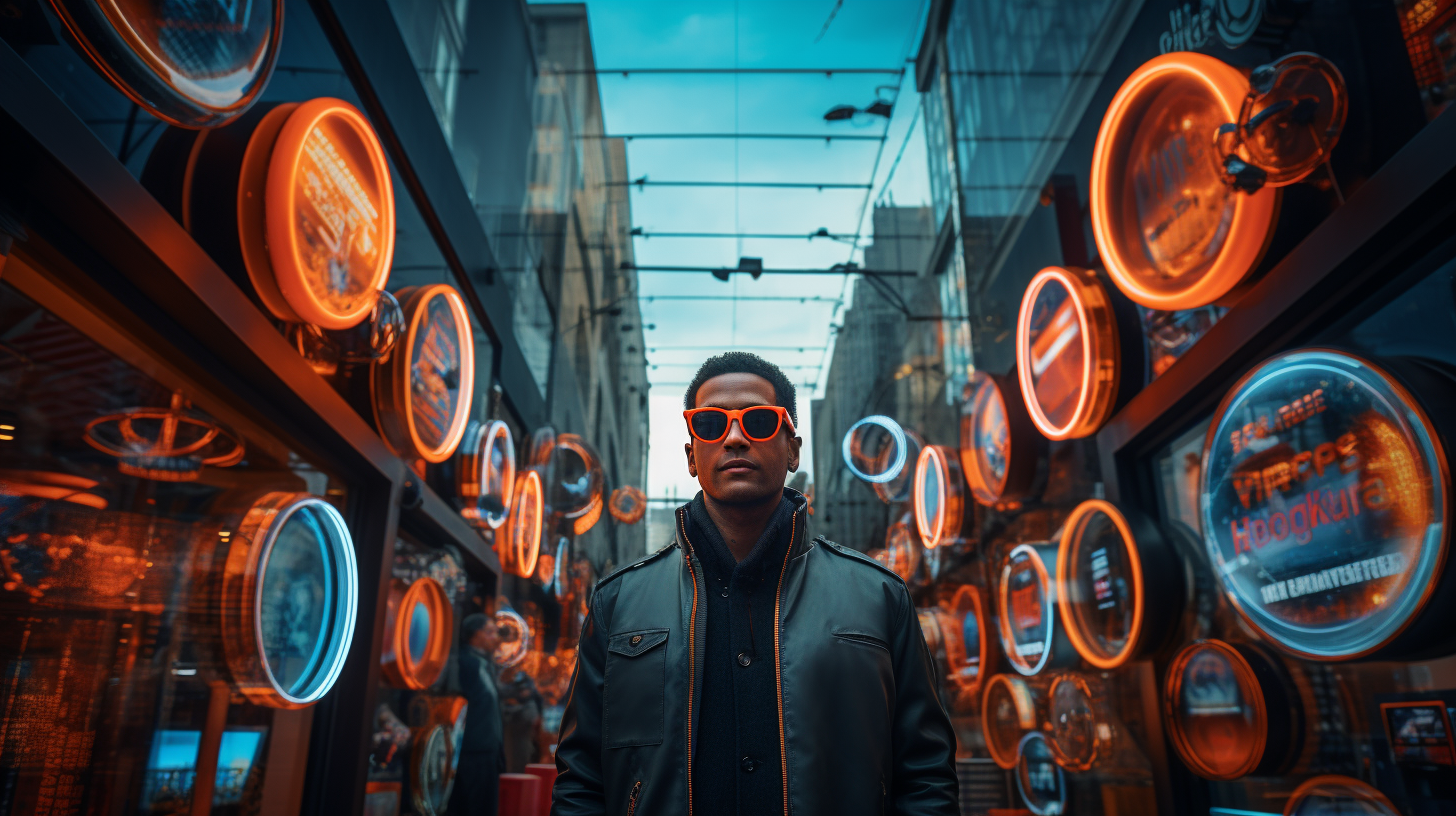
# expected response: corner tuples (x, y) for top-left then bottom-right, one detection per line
(1283, 775), (1400, 816)
(1016, 267), (1120, 441)
(944, 585), (989, 706)
(1090, 53), (1280, 310)
(504, 469), (544, 578)
(1056, 499), (1146, 669)
(372, 285), (476, 463)
(1163, 640), (1269, 780)
(913, 445), (965, 548)
(254, 98), (396, 329)
(609, 486), (647, 524)
(982, 674), (1043, 770)
(381, 577), (454, 690)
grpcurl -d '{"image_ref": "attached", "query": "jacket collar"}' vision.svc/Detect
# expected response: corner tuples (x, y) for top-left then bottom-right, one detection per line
(674, 486), (814, 560)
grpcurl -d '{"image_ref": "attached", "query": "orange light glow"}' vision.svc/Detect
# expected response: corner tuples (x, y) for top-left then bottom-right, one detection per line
(508, 470), (544, 579)
(1016, 267), (1120, 440)
(944, 585), (989, 706)
(1090, 53), (1280, 310)
(982, 674), (1043, 770)
(609, 486), (647, 524)
(1056, 499), (1145, 669)
(1164, 639), (1268, 780)
(372, 285), (476, 463)
(913, 444), (964, 548)
(261, 98), (395, 329)
(381, 577), (453, 690)
(1283, 776), (1400, 816)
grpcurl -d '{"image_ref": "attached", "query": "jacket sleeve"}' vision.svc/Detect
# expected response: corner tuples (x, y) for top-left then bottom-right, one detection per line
(889, 583), (959, 815)
(552, 587), (609, 815)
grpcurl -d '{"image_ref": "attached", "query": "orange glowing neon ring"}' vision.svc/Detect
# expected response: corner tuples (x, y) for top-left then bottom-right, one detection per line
(1164, 640), (1270, 780)
(506, 470), (544, 578)
(381, 577), (454, 690)
(1283, 776), (1400, 816)
(982, 674), (1044, 770)
(1056, 499), (1145, 669)
(913, 445), (965, 549)
(1090, 53), (1280, 310)
(1016, 266), (1120, 440)
(457, 420), (515, 530)
(608, 486), (647, 524)
(372, 285), (476, 463)
(946, 585), (989, 705)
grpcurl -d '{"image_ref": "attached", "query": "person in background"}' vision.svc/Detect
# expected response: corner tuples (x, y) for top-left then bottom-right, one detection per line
(449, 614), (505, 816)
(500, 665), (545, 771)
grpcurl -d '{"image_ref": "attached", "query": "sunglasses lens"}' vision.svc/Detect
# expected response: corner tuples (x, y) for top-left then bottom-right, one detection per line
(691, 410), (729, 440)
(742, 408), (781, 439)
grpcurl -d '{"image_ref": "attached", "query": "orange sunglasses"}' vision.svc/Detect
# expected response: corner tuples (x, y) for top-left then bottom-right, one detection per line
(683, 405), (795, 443)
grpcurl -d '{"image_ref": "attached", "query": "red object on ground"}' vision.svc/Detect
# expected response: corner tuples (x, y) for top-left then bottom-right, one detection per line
(523, 764), (558, 816)
(498, 773), (541, 816)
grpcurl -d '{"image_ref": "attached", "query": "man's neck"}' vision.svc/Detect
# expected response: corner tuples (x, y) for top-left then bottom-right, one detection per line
(701, 491), (782, 562)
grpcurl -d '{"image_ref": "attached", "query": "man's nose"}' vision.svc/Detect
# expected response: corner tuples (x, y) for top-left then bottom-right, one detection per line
(721, 417), (751, 447)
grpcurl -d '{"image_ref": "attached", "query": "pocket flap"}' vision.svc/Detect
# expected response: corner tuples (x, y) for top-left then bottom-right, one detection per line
(608, 628), (669, 657)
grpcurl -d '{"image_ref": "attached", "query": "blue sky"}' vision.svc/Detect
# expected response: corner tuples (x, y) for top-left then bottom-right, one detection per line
(531, 1), (934, 500)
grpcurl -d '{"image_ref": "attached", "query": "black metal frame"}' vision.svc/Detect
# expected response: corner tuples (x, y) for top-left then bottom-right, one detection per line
(0, 19), (509, 811)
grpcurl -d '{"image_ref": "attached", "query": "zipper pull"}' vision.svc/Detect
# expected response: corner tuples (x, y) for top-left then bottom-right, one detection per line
(626, 779), (642, 816)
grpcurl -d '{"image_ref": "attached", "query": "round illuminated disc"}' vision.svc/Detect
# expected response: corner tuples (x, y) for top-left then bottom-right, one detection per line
(946, 585), (988, 705)
(1057, 499), (1145, 669)
(373, 285), (476, 463)
(46, 0), (282, 127)
(493, 608), (532, 669)
(875, 429), (926, 504)
(875, 521), (921, 582)
(1284, 776), (1400, 816)
(505, 469), (544, 579)
(1090, 53), (1279, 310)
(457, 420), (516, 530)
(411, 724), (452, 816)
(1164, 640), (1268, 780)
(222, 493), (359, 709)
(265, 99), (396, 329)
(549, 434), (605, 535)
(1016, 267), (1120, 440)
(961, 372), (1024, 505)
(998, 544), (1058, 675)
(1201, 349), (1448, 660)
(1048, 674), (1105, 772)
(983, 674), (1042, 770)
(609, 486), (647, 524)
(381, 577), (453, 690)
(913, 445), (964, 549)
(1015, 733), (1067, 816)
(842, 415), (909, 485)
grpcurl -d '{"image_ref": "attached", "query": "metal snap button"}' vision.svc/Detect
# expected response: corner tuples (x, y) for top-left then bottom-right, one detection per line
(631, 635), (642, 646)
(737, 652), (751, 667)
(741, 756), (756, 772)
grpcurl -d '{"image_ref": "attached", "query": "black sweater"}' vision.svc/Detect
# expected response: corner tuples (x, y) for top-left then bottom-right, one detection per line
(684, 494), (796, 816)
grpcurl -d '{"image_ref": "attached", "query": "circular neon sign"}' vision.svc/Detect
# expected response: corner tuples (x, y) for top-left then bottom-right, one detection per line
(609, 486), (647, 524)
(411, 724), (452, 816)
(997, 543), (1075, 675)
(913, 445), (964, 549)
(1090, 53), (1279, 310)
(1201, 349), (1450, 660)
(961, 371), (1040, 506)
(982, 674), (1044, 770)
(493, 608), (532, 669)
(457, 420), (515, 530)
(503, 469), (544, 579)
(1017, 267), (1121, 440)
(221, 493), (359, 708)
(381, 577), (453, 690)
(842, 415), (909, 484)
(1284, 776), (1400, 816)
(549, 434), (606, 535)
(373, 285), (475, 464)
(1164, 639), (1301, 780)
(46, 0), (282, 128)
(1047, 673), (1107, 772)
(945, 585), (989, 708)
(1015, 733), (1066, 816)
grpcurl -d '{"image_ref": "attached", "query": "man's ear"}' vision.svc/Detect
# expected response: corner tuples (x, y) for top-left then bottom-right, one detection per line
(787, 434), (802, 473)
(685, 441), (697, 478)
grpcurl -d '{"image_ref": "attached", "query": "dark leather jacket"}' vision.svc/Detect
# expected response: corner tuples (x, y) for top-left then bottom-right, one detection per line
(553, 489), (958, 815)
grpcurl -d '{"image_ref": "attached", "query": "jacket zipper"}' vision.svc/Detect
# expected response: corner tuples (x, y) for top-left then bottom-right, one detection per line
(773, 508), (800, 816)
(677, 509), (701, 816)
(626, 780), (642, 816)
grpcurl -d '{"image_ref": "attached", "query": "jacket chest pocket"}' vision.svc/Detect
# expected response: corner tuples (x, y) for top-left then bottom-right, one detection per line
(604, 628), (669, 748)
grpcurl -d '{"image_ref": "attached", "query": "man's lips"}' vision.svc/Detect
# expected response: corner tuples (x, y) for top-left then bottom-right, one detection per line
(718, 458), (758, 473)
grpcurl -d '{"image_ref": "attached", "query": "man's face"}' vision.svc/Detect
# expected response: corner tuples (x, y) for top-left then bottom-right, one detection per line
(685, 372), (801, 505)
(472, 625), (502, 654)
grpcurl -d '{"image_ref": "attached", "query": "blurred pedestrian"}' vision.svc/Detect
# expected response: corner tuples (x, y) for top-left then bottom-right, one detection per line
(499, 666), (544, 771)
(448, 614), (505, 816)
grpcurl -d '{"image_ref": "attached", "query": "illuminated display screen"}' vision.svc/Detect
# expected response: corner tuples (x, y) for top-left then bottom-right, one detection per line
(1383, 703), (1455, 765)
(373, 284), (475, 463)
(223, 493), (359, 708)
(1015, 732), (1066, 816)
(1165, 640), (1270, 780)
(983, 674), (1041, 770)
(47, 0), (282, 127)
(1090, 53), (1278, 310)
(1016, 267), (1120, 440)
(1057, 500), (1143, 668)
(1201, 349), (1448, 659)
(998, 544), (1056, 675)
(1285, 776), (1401, 816)
(141, 727), (266, 810)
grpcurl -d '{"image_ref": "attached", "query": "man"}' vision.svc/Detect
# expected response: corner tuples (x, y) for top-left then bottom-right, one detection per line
(553, 352), (957, 815)
(450, 614), (506, 816)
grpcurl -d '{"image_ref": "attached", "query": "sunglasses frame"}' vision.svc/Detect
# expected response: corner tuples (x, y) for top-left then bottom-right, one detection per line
(683, 405), (796, 443)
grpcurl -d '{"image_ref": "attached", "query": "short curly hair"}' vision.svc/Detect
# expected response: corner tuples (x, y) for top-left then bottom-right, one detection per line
(683, 351), (798, 426)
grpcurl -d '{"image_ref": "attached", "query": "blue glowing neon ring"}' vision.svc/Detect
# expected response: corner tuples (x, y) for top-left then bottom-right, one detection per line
(842, 415), (908, 484)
